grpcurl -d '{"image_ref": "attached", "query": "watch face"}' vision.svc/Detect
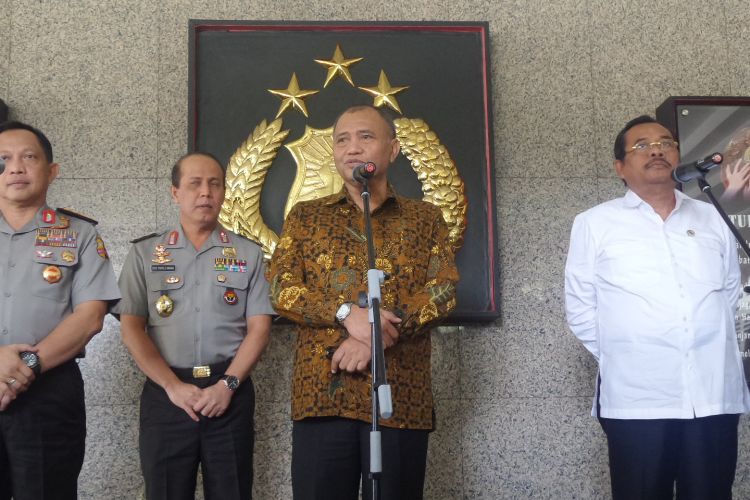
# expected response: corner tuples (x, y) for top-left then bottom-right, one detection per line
(20, 351), (39, 368)
(222, 375), (240, 391)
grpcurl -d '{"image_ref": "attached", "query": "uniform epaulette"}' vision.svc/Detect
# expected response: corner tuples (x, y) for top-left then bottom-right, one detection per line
(130, 232), (159, 244)
(56, 207), (98, 225)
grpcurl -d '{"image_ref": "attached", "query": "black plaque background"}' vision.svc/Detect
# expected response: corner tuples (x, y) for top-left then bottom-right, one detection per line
(657, 96), (750, 388)
(188, 21), (499, 322)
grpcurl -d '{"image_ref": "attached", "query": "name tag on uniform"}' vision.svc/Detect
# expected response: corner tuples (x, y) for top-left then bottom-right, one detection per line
(151, 265), (176, 272)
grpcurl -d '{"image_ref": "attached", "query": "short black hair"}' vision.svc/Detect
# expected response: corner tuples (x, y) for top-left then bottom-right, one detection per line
(171, 152), (225, 187)
(332, 104), (397, 139)
(0, 121), (54, 163)
(613, 115), (674, 161)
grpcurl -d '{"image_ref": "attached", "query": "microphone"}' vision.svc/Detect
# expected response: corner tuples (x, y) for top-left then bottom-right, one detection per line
(0, 158), (5, 175)
(353, 162), (376, 184)
(672, 152), (723, 183)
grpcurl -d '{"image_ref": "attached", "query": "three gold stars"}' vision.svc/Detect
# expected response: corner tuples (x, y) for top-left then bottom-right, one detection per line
(358, 70), (409, 114)
(268, 73), (319, 118)
(265, 46), (410, 118)
(314, 44), (363, 87)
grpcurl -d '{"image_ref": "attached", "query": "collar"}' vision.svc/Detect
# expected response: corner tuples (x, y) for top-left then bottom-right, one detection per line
(164, 224), (233, 249)
(0, 205), (65, 233)
(623, 188), (688, 209)
(326, 184), (402, 209)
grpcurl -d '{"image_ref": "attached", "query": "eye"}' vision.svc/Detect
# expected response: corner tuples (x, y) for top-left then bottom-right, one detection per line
(633, 143), (648, 151)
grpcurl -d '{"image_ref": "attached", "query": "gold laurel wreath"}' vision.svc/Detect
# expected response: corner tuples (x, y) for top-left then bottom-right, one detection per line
(220, 117), (467, 259)
(219, 119), (289, 260)
(394, 117), (467, 252)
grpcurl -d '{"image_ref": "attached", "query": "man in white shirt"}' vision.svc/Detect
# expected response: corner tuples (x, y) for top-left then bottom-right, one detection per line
(565, 115), (750, 500)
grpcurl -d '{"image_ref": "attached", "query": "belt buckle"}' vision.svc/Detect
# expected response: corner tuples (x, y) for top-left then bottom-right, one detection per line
(192, 365), (211, 378)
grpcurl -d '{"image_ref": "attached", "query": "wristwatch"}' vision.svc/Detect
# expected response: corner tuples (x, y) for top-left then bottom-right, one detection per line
(335, 302), (353, 323)
(20, 351), (41, 376)
(220, 375), (240, 391)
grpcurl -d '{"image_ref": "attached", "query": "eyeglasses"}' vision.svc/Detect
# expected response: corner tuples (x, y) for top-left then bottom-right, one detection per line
(626, 139), (679, 154)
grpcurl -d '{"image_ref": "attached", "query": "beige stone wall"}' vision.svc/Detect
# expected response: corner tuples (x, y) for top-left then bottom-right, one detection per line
(1, 0), (749, 498)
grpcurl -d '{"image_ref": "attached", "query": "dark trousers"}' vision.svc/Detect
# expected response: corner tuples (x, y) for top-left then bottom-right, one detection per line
(0, 361), (85, 500)
(139, 369), (255, 500)
(292, 417), (429, 500)
(599, 414), (740, 500)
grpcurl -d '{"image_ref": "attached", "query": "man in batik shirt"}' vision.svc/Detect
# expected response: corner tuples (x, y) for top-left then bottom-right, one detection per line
(269, 104), (459, 500)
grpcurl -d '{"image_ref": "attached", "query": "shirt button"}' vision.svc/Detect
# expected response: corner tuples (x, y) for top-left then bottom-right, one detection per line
(8, 263), (15, 268)
(196, 281), (201, 286)
(3, 292), (9, 297)
(1, 329), (7, 335)
(195, 307), (200, 312)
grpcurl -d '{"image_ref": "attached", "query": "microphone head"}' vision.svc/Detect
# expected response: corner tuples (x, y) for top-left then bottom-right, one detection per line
(353, 162), (377, 184)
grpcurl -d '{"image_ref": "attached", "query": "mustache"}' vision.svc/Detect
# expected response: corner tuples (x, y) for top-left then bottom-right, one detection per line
(646, 158), (672, 168)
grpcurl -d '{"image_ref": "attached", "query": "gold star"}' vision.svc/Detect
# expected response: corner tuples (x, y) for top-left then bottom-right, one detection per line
(267, 73), (319, 118)
(314, 44), (364, 87)
(358, 70), (409, 114)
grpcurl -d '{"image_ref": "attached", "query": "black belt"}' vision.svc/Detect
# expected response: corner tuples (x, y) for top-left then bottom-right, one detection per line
(170, 358), (232, 380)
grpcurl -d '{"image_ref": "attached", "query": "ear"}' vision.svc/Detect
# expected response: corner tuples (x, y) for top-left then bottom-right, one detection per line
(170, 185), (179, 203)
(613, 159), (625, 180)
(389, 137), (400, 163)
(48, 163), (60, 183)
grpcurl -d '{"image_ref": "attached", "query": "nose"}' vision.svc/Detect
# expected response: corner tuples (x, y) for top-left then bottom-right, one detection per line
(649, 145), (665, 157)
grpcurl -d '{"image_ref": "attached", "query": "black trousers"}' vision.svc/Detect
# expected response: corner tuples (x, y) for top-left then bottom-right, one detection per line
(0, 361), (85, 500)
(139, 367), (255, 500)
(292, 417), (430, 500)
(599, 414), (740, 500)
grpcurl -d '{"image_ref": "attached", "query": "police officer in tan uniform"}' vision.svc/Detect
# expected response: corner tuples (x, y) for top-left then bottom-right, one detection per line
(117, 152), (273, 500)
(0, 121), (120, 500)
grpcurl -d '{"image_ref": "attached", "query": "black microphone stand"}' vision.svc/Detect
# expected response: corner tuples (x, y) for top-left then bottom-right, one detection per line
(692, 177), (750, 284)
(357, 177), (392, 500)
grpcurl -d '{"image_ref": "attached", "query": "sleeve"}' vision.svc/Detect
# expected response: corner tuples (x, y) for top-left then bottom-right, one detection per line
(114, 243), (150, 318)
(70, 225), (121, 307)
(564, 213), (600, 360)
(268, 203), (340, 326)
(721, 221), (742, 310)
(397, 205), (459, 338)
(244, 245), (276, 317)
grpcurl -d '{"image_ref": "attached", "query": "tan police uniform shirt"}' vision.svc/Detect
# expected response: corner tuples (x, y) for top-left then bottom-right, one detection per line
(116, 225), (274, 368)
(0, 206), (120, 345)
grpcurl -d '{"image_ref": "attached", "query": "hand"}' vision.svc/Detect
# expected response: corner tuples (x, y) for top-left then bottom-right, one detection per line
(341, 307), (402, 348)
(722, 159), (750, 201)
(0, 344), (37, 394)
(331, 337), (371, 374)
(164, 380), (202, 422)
(0, 381), (18, 411)
(192, 382), (233, 418)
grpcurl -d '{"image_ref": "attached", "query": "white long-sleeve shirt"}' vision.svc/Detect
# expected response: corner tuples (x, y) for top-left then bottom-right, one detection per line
(565, 189), (750, 419)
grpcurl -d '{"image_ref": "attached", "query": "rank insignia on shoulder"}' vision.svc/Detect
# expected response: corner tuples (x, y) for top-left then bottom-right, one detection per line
(56, 207), (98, 225)
(131, 232), (159, 244)
(96, 236), (109, 259)
(219, 230), (230, 244)
(168, 230), (179, 246)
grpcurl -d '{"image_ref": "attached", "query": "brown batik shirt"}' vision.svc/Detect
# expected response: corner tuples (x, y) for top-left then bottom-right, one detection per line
(269, 187), (459, 430)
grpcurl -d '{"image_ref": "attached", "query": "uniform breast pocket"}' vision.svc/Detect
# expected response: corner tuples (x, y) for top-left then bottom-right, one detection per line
(683, 236), (725, 286)
(146, 274), (185, 318)
(31, 255), (76, 303)
(214, 272), (249, 309)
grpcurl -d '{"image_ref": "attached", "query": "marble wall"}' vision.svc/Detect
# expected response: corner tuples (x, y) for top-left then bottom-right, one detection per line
(1, 0), (749, 498)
